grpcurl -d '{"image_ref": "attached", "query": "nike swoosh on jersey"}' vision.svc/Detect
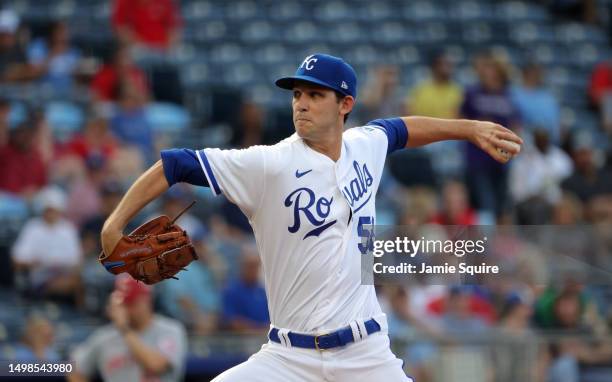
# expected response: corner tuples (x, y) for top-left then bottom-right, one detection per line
(295, 169), (313, 178)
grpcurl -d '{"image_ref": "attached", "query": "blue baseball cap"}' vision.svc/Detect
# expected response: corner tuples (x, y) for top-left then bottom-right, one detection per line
(275, 53), (357, 98)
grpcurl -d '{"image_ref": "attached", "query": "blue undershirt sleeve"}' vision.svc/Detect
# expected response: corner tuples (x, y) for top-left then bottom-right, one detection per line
(366, 117), (409, 155)
(160, 148), (209, 187)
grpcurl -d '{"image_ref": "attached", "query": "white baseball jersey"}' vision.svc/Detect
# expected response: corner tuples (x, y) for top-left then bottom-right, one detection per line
(197, 125), (389, 334)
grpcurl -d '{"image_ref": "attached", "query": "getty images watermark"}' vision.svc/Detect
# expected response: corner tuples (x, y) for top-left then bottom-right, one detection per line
(360, 225), (612, 286)
(371, 235), (498, 276)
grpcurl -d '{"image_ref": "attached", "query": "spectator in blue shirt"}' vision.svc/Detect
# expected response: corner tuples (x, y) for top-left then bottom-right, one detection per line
(110, 81), (154, 163)
(159, 245), (219, 334)
(222, 250), (269, 333)
(157, 187), (219, 334)
(27, 21), (80, 93)
(512, 63), (561, 145)
(13, 315), (60, 362)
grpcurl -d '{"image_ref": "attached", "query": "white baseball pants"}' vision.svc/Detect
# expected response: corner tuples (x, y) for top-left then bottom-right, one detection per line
(212, 330), (413, 382)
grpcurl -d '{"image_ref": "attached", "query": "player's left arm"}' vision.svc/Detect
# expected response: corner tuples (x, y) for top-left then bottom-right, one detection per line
(400, 116), (523, 163)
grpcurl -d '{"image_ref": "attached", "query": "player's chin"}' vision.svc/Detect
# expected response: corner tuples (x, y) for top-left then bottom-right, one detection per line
(294, 120), (313, 137)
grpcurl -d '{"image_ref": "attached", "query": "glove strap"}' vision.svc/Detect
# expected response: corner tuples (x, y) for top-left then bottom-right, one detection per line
(169, 200), (196, 225)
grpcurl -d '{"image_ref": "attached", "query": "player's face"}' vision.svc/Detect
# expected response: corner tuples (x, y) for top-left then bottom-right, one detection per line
(291, 83), (346, 139)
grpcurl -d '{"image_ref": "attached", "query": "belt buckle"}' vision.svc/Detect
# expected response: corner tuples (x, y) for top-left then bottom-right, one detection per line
(314, 333), (327, 351)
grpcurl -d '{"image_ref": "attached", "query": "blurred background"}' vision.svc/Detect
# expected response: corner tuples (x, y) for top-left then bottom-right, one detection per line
(1, 0), (612, 381)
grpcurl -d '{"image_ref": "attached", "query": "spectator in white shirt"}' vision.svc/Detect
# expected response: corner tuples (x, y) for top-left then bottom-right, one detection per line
(12, 186), (82, 303)
(510, 129), (573, 224)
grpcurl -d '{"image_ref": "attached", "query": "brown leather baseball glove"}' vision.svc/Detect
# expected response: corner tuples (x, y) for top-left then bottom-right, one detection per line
(99, 202), (198, 285)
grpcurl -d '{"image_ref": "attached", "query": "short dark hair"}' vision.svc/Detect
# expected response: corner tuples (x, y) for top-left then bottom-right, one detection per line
(334, 91), (350, 123)
(428, 50), (447, 68)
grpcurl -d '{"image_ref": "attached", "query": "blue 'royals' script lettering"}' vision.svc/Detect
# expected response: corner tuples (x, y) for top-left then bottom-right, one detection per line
(342, 161), (373, 213)
(284, 187), (337, 239)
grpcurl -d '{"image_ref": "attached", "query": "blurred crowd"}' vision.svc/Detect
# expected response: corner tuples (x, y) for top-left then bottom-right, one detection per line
(1, 0), (612, 381)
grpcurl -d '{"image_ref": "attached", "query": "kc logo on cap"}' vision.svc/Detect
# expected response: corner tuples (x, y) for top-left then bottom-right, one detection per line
(275, 53), (358, 99)
(300, 55), (318, 71)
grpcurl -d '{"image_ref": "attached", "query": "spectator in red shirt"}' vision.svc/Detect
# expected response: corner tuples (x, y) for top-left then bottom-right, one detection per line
(431, 180), (478, 225)
(63, 117), (117, 163)
(589, 61), (612, 134)
(427, 286), (497, 324)
(90, 45), (149, 102)
(588, 61), (612, 109)
(112, 0), (182, 51)
(0, 123), (47, 198)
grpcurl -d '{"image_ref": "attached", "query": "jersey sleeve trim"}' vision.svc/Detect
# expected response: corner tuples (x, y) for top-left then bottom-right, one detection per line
(196, 149), (221, 195)
(160, 148), (209, 187)
(366, 117), (408, 155)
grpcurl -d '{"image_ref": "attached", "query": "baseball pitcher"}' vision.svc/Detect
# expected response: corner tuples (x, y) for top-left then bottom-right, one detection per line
(100, 53), (522, 381)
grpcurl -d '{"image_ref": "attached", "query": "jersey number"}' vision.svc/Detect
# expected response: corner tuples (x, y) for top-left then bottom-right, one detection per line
(357, 216), (375, 255)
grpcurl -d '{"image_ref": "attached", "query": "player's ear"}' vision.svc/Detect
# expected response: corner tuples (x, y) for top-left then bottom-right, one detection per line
(339, 96), (355, 117)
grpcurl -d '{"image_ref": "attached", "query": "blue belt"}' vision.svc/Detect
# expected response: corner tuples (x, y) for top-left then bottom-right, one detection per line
(269, 319), (381, 350)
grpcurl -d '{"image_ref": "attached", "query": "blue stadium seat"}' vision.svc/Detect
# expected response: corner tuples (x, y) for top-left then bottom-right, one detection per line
(402, 2), (447, 21)
(224, 1), (261, 21)
(90, 1), (110, 23)
(455, 65), (477, 87)
(243, 84), (279, 108)
(509, 22), (555, 43)
(556, 84), (590, 109)
(371, 22), (407, 43)
(417, 22), (448, 44)
(524, 44), (567, 66)
(44, 101), (84, 137)
(495, 1), (549, 21)
(251, 44), (289, 64)
(395, 46), (422, 66)
(194, 21), (230, 43)
(451, 1), (494, 21)
(570, 109), (600, 131)
(547, 67), (571, 87)
(568, 43), (607, 68)
(7, 102), (27, 128)
(72, 3), (95, 22)
(223, 63), (258, 87)
(7, 0), (32, 15)
(240, 20), (276, 43)
(331, 22), (370, 44)
(208, 43), (244, 64)
(146, 103), (191, 133)
(169, 43), (198, 66)
(182, 1), (223, 22)
(268, 1), (307, 21)
(0, 193), (29, 220)
(342, 44), (379, 65)
(50, 0), (77, 19)
(182, 62), (213, 88)
(564, 68), (592, 89)
(313, 1), (352, 22)
(444, 45), (468, 66)
(283, 21), (319, 43)
(555, 23), (608, 44)
(357, 2), (394, 22)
